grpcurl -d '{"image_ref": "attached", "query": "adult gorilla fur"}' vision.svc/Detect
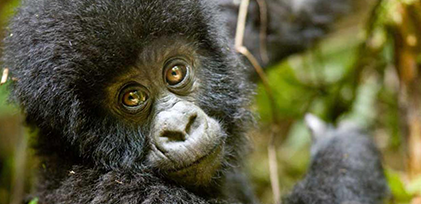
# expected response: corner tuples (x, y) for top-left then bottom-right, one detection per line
(219, 0), (351, 67)
(284, 115), (390, 204)
(3, 0), (255, 203)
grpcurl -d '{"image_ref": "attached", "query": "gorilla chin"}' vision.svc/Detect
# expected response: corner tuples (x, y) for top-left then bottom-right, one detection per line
(167, 144), (224, 186)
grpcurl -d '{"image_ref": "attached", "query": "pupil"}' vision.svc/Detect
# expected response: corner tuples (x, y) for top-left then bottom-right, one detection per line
(121, 87), (148, 109)
(125, 91), (143, 106)
(165, 64), (187, 85)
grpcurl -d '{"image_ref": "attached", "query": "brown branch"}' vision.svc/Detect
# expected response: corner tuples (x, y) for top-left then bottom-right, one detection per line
(236, 46), (272, 95)
(255, 0), (269, 64)
(235, 0), (250, 49)
(268, 128), (281, 204)
(235, 1), (280, 203)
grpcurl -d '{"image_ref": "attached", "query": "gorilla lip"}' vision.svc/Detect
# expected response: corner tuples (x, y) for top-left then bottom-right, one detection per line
(168, 142), (223, 173)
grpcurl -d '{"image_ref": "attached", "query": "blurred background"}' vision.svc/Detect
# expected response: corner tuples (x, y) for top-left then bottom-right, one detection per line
(1, 0), (421, 203)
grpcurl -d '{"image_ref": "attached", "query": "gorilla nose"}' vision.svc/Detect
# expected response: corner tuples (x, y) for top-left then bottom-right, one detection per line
(153, 102), (210, 153)
(159, 113), (198, 143)
(149, 101), (223, 169)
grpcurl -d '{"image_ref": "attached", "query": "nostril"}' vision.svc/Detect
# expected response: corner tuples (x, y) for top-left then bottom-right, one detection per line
(160, 131), (186, 142)
(185, 113), (197, 135)
(156, 112), (198, 145)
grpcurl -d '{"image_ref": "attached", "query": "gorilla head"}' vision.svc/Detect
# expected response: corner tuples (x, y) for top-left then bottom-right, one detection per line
(2, 0), (254, 189)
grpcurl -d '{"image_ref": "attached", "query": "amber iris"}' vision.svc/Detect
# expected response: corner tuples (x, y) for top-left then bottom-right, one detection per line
(166, 65), (187, 85)
(122, 90), (147, 107)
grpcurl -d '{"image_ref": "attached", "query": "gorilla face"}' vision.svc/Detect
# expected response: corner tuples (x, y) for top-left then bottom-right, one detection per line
(103, 39), (227, 184)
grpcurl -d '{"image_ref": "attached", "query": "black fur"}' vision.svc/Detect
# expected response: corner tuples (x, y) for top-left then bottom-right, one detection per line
(2, 0), (255, 203)
(38, 166), (234, 204)
(283, 121), (390, 204)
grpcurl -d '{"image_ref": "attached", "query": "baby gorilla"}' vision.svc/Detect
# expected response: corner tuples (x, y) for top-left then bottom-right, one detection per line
(3, 0), (255, 203)
(283, 115), (390, 204)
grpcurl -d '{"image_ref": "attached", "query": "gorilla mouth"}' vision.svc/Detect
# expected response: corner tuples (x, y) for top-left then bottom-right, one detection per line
(164, 142), (224, 186)
(170, 143), (223, 173)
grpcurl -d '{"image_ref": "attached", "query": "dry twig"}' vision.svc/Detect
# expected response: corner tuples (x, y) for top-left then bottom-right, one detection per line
(1, 68), (9, 85)
(235, 0), (280, 203)
(256, 0), (269, 64)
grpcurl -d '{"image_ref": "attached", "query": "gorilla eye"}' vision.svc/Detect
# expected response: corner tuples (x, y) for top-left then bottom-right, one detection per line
(119, 85), (149, 111)
(164, 59), (190, 87)
(122, 90), (147, 107)
(166, 65), (187, 85)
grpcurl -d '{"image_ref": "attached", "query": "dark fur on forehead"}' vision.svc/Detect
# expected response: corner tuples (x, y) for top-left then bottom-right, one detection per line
(135, 37), (200, 66)
(2, 0), (253, 171)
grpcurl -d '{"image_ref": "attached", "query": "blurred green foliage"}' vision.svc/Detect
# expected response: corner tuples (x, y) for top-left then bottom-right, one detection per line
(0, 85), (16, 115)
(28, 198), (38, 204)
(386, 170), (412, 203)
(249, 0), (418, 202)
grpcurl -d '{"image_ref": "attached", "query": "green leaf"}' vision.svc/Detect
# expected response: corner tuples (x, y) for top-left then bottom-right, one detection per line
(28, 198), (39, 204)
(385, 169), (412, 202)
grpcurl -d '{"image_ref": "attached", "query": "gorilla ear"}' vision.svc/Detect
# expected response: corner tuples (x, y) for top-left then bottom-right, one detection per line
(304, 113), (327, 141)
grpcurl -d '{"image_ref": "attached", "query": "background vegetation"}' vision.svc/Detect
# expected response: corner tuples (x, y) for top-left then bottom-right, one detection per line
(0, 0), (421, 203)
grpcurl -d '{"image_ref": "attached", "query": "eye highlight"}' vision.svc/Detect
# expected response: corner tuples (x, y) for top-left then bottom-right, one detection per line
(163, 58), (191, 87)
(122, 90), (147, 107)
(166, 65), (187, 85)
(119, 84), (149, 112)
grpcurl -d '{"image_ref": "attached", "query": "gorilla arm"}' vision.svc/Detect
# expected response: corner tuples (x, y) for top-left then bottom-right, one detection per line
(283, 115), (390, 204)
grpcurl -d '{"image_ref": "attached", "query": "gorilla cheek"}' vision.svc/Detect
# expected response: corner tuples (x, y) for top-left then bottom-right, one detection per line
(146, 101), (225, 184)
